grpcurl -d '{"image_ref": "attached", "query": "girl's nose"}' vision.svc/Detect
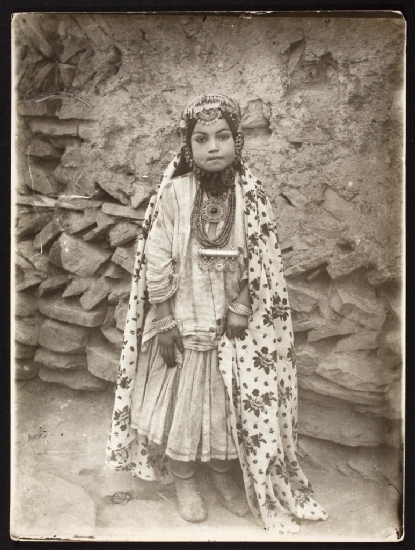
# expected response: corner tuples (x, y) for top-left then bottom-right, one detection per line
(208, 139), (219, 152)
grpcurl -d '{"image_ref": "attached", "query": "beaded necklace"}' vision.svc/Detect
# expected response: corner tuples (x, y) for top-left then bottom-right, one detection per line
(192, 172), (238, 276)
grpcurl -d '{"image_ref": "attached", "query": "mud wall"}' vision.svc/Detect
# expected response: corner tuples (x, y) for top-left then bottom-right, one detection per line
(13, 13), (404, 448)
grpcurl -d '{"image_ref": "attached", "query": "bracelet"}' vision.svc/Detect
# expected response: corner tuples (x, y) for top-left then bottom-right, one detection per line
(229, 302), (253, 317)
(153, 314), (174, 329)
(157, 320), (177, 333)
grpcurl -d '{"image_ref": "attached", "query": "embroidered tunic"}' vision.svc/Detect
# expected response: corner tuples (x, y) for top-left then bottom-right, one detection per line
(142, 172), (248, 350)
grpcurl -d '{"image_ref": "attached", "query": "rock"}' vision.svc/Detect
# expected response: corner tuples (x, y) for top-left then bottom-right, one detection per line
(53, 165), (96, 197)
(376, 346), (401, 369)
(100, 326), (124, 349)
(48, 233), (111, 277)
(241, 99), (270, 128)
(334, 331), (381, 353)
(38, 318), (90, 353)
(298, 388), (390, 446)
(327, 245), (371, 279)
(39, 296), (107, 327)
(15, 292), (39, 317)
(82, 212), (117, 242)
(33, 220), (63, 249)
(114, 300), (129, 331)
(103, 305), (116, 327)
(16, 212), (53, 238)
(12, 469), (96, 538)
(15, 252), (35, 272)
(330, 277), (387, 330)
(15, 359), (40, 380)
(78, 121), (101, 142)
(280, 186), (310, 210)
(38, 366), (108, 391)
(16, 274), (44, 292)
(298, 374), (385, 405)
(15, 341), (36, 359)
(292, 310), (325, 332)
(61, 147), (82, 168)
(57, 64), (77, 89)
(79, 277), (110, 310)
(308, 316), (359, 342)
(56, 198), (104, 211)
(354, 377), (402, 420)
(130, 184), (153, 209)
(297, 435), (401, 486)
(346, 445), (402, 485)
(35, 347), (88, 370)
(108, 279), (131, 303)
(27, 117), (78, 137)
(378, 283), (402, 317)
(366, 265), (402, 286)
(103, 262), (128, 279)
(297, 435), (352, 471)
(26, 136), (62, 159)
(316, 352), (394, 393)
(15, 317), (42, 346)
(73, 13), (114, 51)
(15, 195), (57, 208)
(111, 245), (135, 275)
(96, 174), (135, 205)
(287, 281), (321, 313)
(61, 210), (97, 234)
(321, 189), (360, 224)
(108, 222), (138, 247)
(17, 240), (50, 273)
(37, 275), (69, 297)
(102, 203), (146, 220)
(56, 18), (90, 63)
(385, 331), (401, 356)
(295, 345), (319, 376)
(86, 331), (120, 382)
(19, 16), (55, 59)
(284, 245), (332, 278)
(62, 277), (92, 298)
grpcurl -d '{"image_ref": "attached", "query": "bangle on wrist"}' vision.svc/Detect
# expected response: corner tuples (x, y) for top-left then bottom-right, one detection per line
(229, 301), (252, 317)
(153, 314), (177, 332)
(157, 320), (177, 333)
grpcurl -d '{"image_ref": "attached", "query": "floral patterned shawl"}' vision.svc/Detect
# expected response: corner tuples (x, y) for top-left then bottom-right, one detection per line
(106, 154), (328, 534)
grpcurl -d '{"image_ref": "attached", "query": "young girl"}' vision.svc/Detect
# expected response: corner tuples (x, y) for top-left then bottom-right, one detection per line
(106, 93), (328, 534)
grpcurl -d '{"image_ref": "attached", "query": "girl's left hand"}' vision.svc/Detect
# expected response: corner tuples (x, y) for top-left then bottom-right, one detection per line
(225, 311), (248, 339)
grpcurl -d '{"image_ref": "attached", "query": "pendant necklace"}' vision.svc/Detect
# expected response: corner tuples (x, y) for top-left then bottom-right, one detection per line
(192, 182), (239, 276)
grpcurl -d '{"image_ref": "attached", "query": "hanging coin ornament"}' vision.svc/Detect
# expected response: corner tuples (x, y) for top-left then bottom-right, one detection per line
(196, 248), (239, 277)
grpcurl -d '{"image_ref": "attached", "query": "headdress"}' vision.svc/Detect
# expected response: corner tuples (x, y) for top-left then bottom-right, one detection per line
(178, 93), (244, 169)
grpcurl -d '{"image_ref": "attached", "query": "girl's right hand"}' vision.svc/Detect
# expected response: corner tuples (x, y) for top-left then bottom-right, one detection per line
(158, 326), (184, 368)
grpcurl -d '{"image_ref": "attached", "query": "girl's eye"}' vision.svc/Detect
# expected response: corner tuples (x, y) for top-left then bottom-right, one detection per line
(219, 134), (230, 140)
(196, 137), (206, 143)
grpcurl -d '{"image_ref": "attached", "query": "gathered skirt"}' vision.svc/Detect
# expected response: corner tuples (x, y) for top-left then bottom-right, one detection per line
(130, 336), (238, 463)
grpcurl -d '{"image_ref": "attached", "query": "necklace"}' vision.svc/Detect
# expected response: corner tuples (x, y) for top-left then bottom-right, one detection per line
(192, 186), (235, 249)
(201, 191), (229, 224)
(192, 182), (239, 276)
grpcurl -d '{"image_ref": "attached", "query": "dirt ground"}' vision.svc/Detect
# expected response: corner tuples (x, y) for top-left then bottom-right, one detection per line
(11, 377), (402, 542)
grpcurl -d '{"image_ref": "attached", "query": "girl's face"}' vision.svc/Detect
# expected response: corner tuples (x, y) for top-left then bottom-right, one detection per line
(190, 118), (236, 172)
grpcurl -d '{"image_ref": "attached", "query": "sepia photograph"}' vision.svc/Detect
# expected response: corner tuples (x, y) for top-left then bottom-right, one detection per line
(10, 11), (405, 542)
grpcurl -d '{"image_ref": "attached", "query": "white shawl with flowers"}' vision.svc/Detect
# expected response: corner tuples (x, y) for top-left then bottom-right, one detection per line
(106, 154), (327, 533)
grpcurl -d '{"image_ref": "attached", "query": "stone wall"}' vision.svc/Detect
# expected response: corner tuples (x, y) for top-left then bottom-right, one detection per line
(13, 13), (404, 449)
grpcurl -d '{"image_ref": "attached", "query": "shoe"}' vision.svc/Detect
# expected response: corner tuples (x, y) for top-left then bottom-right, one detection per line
(210, 470), (249, 517)
(174, 476), (207, 523)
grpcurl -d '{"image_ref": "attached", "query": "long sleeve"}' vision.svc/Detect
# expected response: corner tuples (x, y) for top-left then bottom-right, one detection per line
(145, 184), (180, 303)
